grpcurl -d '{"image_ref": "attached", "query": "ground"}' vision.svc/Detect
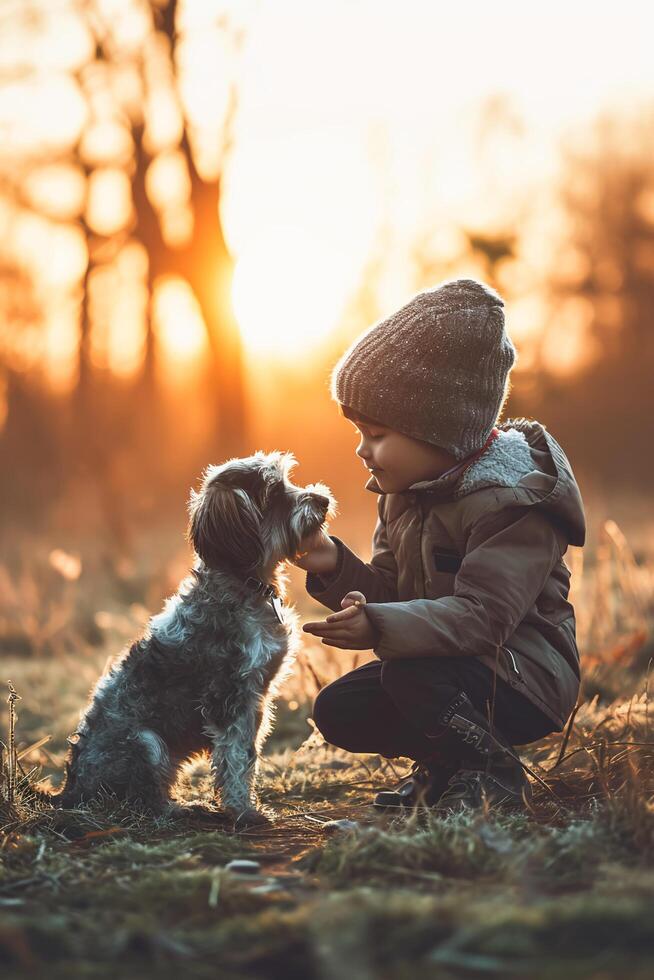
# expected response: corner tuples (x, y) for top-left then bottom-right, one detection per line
(2, 515), (654, 979)
(2, 642), (654, 980)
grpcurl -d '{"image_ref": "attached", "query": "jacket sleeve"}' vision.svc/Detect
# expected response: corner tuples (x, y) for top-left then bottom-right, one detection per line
(305, 498), (399, 612)
(364, 506), (565, 661)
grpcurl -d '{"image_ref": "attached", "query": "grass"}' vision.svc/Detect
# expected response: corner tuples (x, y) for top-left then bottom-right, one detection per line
(1, 518), (654, 978)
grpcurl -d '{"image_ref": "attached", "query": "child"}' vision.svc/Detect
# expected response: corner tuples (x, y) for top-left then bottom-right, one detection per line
(293, 278), (586, 811)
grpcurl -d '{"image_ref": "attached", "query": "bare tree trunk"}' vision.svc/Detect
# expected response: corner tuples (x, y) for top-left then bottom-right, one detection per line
(180, 165), (248, 456)
(74, 245), (94, 431)
(131, 124), (248, 457)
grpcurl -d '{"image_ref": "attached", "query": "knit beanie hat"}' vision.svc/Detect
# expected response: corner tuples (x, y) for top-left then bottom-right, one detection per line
(331, 278), (517, 461)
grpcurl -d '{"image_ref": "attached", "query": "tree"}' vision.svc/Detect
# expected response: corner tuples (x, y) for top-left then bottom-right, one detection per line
(534, 110), (654, 482)
(0, 0), (248, 464)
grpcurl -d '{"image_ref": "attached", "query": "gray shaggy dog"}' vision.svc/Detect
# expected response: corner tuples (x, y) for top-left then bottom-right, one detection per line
(51, 451), (335, 828)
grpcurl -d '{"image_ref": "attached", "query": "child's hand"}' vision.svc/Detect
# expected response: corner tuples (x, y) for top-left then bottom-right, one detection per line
(289, 528), (339, 576)
(302, 592), (378, 650)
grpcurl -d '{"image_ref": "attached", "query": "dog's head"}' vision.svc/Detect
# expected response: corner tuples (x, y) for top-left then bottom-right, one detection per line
(187, 451), (336, 575)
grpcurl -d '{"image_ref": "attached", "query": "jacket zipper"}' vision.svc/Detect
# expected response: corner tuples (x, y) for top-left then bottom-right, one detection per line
(502, 646), (522, 678)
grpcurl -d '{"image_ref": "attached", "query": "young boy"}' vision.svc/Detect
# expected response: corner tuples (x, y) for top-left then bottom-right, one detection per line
(293, 278), (586, 811)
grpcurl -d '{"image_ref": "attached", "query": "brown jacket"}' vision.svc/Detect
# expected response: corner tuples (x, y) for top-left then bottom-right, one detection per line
(306, 418), (586, 730)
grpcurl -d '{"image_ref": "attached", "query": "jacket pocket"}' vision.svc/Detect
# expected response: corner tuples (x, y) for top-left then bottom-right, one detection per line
(433, 548), (462, 574)
(557, 616), (577, 643)
(535, 566), (575, 626)
(556, 616), (581, 676)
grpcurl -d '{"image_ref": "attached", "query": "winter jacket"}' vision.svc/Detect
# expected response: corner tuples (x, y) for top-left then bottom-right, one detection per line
(306, 418), (586, 730)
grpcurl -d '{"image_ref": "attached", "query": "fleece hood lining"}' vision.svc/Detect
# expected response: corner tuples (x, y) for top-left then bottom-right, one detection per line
(454, 428), (534, 497)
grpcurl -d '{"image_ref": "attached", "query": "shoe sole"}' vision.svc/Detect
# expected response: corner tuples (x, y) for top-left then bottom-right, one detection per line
(372, 796), (439, 812)
(372, 803), (434, 813)
(372, 796), (414, 811)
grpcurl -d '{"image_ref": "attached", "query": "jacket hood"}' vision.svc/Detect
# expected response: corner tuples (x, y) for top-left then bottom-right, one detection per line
(365, 417), (586, 548)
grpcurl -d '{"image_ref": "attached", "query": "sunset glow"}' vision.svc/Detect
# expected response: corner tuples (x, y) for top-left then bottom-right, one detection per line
(231, 228), (354, 358)
(1, 0), (654, 389)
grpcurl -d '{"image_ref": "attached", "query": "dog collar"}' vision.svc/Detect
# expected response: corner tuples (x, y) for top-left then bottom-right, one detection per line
(243, 576), (277, 599)
(243, 577), (285, 625)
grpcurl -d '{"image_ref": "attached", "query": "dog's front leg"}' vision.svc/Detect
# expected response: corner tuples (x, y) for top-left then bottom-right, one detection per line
(207, 712), (270, 827)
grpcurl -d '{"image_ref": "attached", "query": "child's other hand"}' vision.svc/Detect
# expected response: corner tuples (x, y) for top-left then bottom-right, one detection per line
(340, 591), (366, 609)
(302, 592), (377, 650)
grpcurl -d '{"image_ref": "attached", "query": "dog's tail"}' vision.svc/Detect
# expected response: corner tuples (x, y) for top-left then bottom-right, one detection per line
(24, 736), (80, 809)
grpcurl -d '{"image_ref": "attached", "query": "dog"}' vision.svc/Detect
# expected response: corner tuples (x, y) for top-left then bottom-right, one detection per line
(51, 451), (335, 828)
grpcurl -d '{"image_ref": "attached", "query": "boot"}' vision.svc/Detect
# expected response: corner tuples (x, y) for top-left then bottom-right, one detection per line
(436, 763), (531, 812)
(428, 691), (532, 812)
(372, 760), (456, 811)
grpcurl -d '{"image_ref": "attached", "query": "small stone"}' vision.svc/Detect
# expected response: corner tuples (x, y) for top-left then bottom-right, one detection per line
(250, 880), (285, 894)
(321, 818), (360, 833)
(224, 859), (261, 874)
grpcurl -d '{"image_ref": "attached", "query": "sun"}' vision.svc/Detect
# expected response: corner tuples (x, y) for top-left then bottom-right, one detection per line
(231, 227), (352, 360)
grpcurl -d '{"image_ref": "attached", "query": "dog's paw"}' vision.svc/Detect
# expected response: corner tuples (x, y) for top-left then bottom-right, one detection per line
(166, 802), (228, 824)
(227, 806), (275, 830)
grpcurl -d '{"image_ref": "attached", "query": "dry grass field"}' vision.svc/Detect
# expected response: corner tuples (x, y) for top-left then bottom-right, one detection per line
(2, 515), (654, 979)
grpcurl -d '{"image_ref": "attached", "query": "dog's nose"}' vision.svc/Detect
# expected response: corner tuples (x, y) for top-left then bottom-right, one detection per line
(311, 493), (331, 509)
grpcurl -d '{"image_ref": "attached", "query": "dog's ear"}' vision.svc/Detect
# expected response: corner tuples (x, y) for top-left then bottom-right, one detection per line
(187, 481), (264, 573)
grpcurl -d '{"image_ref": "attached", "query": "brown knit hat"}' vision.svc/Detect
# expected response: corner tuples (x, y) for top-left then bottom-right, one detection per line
(331, 278), (517, 460)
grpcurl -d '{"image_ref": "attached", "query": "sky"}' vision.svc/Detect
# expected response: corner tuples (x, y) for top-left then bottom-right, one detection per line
(222, 0), (654, 356)
(2, 0), (654, 379)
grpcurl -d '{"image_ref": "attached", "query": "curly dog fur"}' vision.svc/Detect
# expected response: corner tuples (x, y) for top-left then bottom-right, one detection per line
(51, 450), (335, 826)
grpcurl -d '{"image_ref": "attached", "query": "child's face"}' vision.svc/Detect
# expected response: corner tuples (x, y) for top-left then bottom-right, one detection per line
(348, 418), (459, 493)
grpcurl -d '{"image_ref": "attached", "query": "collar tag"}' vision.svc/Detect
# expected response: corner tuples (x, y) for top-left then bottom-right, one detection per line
(270, 595), (285, 625)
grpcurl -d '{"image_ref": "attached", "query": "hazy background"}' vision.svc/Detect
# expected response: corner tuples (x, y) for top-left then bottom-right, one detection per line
(1, 0), (653, 672)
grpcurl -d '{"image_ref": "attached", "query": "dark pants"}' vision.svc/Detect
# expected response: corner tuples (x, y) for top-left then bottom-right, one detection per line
(312, 656), (557, 766)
